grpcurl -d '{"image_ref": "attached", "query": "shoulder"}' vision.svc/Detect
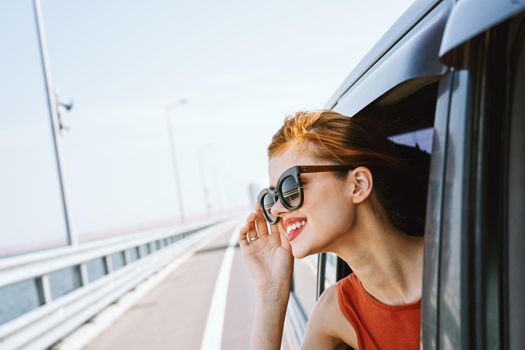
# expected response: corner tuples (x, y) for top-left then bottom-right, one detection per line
(301, 283), (358, 349)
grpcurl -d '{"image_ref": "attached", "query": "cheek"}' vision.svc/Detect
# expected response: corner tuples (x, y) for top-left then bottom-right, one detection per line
(296, 187), (355, 254)
(307, 181), (354, 225)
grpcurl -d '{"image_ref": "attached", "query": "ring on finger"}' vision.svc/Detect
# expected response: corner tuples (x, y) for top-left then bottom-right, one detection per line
(247, 234), (258, 242)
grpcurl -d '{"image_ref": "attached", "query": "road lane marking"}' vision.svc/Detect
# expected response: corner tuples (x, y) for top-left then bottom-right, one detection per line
(200, 224), (241, 350)
(54, 221), (236, 350)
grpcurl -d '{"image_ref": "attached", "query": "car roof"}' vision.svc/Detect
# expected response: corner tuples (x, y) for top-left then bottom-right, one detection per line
(326, 0), (525, 113)
(325, 0), (444, 110)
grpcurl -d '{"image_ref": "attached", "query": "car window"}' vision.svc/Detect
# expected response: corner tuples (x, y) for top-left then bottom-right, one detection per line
(389, 127), (433, 153)
(316, 124), (436, 297)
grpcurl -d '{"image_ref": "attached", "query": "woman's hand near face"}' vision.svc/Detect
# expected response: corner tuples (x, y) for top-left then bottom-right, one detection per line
(239, 206), (293, 350)
(239, 206), (294, 299)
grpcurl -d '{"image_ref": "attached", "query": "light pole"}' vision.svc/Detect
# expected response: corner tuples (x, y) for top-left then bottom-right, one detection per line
(197, 143), (212, 216)
(165, 99), (188, 223)
(34, 0), (77, 245)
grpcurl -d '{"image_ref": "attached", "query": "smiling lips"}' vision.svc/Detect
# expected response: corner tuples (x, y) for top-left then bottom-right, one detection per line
(285, 219), (306, 242)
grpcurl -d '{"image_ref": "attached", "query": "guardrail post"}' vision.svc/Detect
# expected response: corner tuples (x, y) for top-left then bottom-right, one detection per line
(79, 264), (89, 286)
(137, 245), (145, 258)
(123, 250), (130, 265)
(104, 255), (113, 274)
(39, 275), (52, 304)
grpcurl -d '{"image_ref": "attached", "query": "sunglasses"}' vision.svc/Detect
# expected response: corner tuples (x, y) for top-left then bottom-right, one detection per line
(257, 165), (354, 224)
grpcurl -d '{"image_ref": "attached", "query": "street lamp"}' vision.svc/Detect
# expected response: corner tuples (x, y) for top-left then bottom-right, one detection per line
(165, 99), (188, 223)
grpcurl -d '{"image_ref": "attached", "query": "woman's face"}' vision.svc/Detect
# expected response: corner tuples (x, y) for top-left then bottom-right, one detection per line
(267, 144), (357, 258)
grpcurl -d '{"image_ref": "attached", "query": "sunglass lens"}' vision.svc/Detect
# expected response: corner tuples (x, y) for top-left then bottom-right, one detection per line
(262, 192), (277, 223)
(280, 175), (301, 208)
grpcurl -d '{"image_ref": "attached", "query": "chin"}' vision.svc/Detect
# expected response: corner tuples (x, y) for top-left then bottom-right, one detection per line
(290, 242), (315, 259)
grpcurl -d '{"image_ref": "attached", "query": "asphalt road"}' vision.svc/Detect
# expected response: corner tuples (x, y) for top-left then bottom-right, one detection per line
(85, 221), (257, 350)
(81, 217), (322, 350)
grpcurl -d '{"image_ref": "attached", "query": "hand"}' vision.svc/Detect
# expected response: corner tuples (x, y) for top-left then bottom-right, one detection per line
(239, 206), (294, 297)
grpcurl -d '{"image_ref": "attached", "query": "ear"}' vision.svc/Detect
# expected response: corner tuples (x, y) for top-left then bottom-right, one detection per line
(347, 167), (373, 204)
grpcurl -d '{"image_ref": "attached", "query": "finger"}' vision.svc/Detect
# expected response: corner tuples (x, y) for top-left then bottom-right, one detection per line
(245, 213), (263, 244)
(268, 222), (290, 250)
(238, 224), (249, 248)
(239, 213), (256, 247)
(268, 221), (282, 243)
(254, 207), (269, 237)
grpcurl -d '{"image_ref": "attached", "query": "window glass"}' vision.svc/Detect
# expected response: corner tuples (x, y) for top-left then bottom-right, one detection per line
(0, 1), (68, 257)
(389, 127), (433, 153)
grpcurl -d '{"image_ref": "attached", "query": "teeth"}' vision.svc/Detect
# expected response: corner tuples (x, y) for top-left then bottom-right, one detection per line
(286, 220), (306, 234)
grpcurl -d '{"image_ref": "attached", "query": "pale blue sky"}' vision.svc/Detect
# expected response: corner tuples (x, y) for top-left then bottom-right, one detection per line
(1, 0), (414, 249)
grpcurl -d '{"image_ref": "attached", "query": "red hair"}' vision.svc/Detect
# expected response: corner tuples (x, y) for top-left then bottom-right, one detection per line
(268, 110), (429, 236)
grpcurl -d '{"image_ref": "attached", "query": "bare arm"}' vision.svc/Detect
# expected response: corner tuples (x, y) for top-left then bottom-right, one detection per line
(250, 283), (291, 349)
(239, 209), (356, 349)
(239, 207), (294, 350)
(301, 285), (358, 350)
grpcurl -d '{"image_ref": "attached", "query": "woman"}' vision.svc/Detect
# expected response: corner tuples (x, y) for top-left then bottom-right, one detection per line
(239, 110), (429, 349)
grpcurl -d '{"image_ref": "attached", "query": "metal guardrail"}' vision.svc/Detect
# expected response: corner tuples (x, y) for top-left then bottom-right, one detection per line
(0, 219), (225, 349)
(283, 253), (336, 348)
(284, 292), (308, 349)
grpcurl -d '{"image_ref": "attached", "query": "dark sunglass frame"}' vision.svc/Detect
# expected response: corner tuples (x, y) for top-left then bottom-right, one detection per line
(257, 165), (354, 225)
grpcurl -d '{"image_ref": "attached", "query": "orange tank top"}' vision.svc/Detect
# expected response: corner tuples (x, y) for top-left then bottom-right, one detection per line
(336, 273), (421, 350)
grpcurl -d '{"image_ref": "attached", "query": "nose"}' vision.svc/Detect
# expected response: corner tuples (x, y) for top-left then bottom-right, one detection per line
(270, 197), (288, 218)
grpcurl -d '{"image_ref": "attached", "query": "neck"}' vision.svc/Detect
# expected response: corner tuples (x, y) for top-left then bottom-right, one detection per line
(331, 205), (424, 305)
